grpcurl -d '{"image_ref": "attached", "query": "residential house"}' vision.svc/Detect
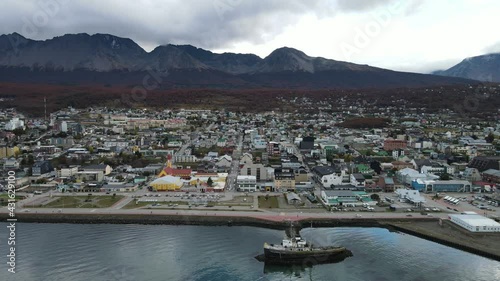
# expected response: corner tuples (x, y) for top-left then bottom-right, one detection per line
(240, 153), (253, 165)
(3, 158), (20, 169)
(216, 138), (227, 147)
(83, 164), (113, 176)
(350, 173), (366, 188)
(32, 161), (54, 176)
(286, 192), (302, 205)
(216, 155), (232, 169)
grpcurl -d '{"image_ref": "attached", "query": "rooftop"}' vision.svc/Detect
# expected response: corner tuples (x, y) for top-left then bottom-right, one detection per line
(450, 214), (500, 227)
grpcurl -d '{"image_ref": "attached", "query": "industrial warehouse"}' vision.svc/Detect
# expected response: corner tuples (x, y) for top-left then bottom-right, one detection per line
(449, 212), (500, 232)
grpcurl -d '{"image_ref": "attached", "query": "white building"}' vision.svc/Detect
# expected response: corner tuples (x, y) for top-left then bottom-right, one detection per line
(449, 214), (500, 232)
(57, 166), (79, 177)
(4, 117), (25, 131)
(395, 189), (426, 206)
(236, 175), (257, 192)
(61, 121), (68, 132)
(313, 166), (346, 188)
(396, 168), (430, 185)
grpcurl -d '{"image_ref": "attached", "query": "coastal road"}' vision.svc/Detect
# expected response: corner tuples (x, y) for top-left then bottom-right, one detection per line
(1, 206), (449, 222)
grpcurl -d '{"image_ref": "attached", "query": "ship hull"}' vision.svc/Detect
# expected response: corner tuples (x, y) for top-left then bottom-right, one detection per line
(257, 246), (353, 265)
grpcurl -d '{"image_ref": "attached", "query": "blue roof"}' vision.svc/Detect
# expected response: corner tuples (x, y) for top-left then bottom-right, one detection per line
(384, 177), (395, 184)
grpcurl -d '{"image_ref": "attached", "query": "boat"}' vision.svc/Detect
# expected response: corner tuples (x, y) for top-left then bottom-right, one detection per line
(255, 232), (352, 265)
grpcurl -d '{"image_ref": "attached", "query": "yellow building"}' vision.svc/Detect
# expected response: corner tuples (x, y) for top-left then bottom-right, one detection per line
(150, 175), (183, 191)
(0, 146), (19, 159)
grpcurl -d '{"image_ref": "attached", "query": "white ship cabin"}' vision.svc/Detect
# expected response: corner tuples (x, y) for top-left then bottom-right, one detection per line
(282, 237), (307, 248)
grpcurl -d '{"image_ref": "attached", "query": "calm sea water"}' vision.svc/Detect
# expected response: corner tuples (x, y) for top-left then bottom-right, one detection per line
(0, 223), (499, 281)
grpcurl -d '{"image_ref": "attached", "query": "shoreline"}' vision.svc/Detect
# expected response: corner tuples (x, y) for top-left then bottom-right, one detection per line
(3, 213), (499, 261)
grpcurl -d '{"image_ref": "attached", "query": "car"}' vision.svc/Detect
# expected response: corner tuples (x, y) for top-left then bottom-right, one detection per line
(355, 214), (362, 218)
(24, 209), (31, 212)
(406, 214), (413, 217)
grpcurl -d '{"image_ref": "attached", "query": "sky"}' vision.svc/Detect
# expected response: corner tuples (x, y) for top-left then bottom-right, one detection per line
(1, 0), (499, 73)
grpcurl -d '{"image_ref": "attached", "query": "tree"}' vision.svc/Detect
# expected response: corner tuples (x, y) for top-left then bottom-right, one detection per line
(12, 128), (25, 136)
(207, 177), (214, 187)
(370, 193), (380, 201)
(370, 161), (382, 175)
(485, 132), (495, 143)
(440, 173), (451, 180)
(27, 154), (35, 165)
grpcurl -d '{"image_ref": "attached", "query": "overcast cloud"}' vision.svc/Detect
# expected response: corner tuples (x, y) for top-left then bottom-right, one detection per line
(0, 0), (498, 73)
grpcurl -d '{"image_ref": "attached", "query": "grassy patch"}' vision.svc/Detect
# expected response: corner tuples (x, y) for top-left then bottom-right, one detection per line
(0, 194), (26, 206)
(122, 200), (188, 209)
(39, 196), (124, 208)
(217, 196), (253, 206)
(258, 196), (279, 209)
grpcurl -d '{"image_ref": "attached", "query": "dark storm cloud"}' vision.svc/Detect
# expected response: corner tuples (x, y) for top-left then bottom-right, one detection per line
(0, 0), (401, 51)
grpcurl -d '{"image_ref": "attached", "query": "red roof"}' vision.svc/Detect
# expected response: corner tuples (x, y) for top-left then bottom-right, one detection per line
(472, 181), (494, 186)
(162, 167), (191, 176)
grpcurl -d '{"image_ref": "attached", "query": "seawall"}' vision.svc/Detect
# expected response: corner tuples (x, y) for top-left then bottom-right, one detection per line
(2, 213), (499, 261)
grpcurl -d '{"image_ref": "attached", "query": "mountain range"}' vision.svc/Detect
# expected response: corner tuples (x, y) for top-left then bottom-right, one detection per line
(433, 53), (500, 82)
(0, 33), (479, 89)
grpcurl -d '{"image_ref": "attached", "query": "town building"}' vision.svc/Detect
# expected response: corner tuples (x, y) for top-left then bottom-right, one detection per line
(383, 139), (407, 151)
(395, 189), (426, 206)
(412, 179), (472, 192)
(312, 166), (346, 188)
(449, 214), (500, 232)
(468, 156), (500, 172)
(274, 168), (295, 191)
(150, 175), (183, 191)
(240, 163), (269, 182)
(320, 190), (358, 206)
(236, 175), (257, 192)
(267, 141), (280, 156)
(482, 169), (500, 184)
(32, 161), (54, 176)
(378, 176), (396, 192)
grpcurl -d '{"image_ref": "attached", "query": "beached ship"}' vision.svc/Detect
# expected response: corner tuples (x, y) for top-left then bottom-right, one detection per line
(255, 234), (352, 265)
